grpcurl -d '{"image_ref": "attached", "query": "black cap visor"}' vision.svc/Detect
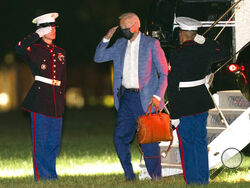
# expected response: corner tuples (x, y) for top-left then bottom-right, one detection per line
(37, 22), (58, 28)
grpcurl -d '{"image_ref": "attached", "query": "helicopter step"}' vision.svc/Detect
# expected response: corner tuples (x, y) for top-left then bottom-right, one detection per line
(213, 90), (250, 109)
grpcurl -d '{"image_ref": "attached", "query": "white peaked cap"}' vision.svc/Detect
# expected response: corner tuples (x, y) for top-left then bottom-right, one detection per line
(176, 17), (202, 31)
(32, 12), (59, 26)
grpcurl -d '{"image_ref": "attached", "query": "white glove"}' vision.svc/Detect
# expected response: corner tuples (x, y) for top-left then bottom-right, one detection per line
(194, 34), (206, 44)
(171, 119), (180, 130)
(36, 26), (52, 38)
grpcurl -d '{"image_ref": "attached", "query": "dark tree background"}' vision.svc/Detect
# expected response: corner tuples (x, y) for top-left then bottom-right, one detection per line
(0, 0), (238, 103)
(1, 0), (151, 66)
(0, 0), (152, 103)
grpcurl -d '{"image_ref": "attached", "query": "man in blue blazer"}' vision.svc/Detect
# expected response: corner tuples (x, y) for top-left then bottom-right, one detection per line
(94, 12), (168, 180)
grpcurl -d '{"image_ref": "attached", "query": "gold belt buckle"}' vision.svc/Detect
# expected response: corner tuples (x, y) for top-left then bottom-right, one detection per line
(52, 79), (61, 86)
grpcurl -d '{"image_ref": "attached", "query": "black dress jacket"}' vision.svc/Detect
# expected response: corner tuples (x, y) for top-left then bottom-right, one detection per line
(167, 39), (229, 119)
(15, 33), (66, 117)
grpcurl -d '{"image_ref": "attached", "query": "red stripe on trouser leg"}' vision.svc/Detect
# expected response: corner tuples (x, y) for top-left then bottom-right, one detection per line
(52, 86), (57, 117)
(176, 128), (187, 183)
(33, 112), (40, 181)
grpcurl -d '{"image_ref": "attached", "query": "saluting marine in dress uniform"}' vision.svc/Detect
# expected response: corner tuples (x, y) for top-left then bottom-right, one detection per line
(15, 13), (66, 181)
(167, 17), (229, 185)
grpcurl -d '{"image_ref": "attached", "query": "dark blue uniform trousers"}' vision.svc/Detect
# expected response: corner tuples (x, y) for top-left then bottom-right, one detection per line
(30, 112), (62, 181)
(176, 112), (209, 185)
(114, 90), (161, 180)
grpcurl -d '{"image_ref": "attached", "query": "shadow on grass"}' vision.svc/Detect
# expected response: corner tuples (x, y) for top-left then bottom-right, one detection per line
(0, 173), (178, 188)
(0, 173), (249, 188)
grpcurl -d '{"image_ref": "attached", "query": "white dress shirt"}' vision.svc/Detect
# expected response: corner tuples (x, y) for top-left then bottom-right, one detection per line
(122, 32), (141, 89)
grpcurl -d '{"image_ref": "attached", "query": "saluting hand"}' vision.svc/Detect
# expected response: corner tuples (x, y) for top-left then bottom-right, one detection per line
(36, 26), (52, 38)
(104, 26), (119, 40)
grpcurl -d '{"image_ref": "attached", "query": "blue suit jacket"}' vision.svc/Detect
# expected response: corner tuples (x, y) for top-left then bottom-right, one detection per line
(94, 33), (168, 112)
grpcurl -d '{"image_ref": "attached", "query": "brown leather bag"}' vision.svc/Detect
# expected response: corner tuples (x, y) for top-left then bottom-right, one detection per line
(137, 104), (173, 159)
(137, 104), (173, 144)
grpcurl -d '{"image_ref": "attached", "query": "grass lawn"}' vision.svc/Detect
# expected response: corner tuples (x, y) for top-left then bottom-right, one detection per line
(0, 107), (249, 188)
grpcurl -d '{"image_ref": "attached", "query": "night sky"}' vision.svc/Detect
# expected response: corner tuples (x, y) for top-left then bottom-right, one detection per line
(1, 0), (157, 102)
(2, 0), (232, 65)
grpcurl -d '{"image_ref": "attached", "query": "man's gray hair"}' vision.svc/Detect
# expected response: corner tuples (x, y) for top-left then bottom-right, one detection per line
(119, 12), (140, 27)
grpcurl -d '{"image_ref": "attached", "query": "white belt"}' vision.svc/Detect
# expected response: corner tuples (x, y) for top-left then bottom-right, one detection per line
(35, 76), (61, 86)
(179, 78), (206, 88)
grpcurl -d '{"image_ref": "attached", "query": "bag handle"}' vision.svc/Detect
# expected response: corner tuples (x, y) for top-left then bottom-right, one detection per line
(160, 131), (173, 158)
(137, 142), (161, 159)
(145, 103), (161, 116)
(137, 139), (173, 160)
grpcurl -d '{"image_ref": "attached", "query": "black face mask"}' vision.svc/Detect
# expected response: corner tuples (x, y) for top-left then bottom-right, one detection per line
(121, 28), (133, 40)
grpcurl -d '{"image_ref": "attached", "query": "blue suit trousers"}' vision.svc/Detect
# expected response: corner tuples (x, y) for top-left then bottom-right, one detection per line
(114, 90), (161, 180)
(30, 112), (62, 181)
(176, 112), (209, 185)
